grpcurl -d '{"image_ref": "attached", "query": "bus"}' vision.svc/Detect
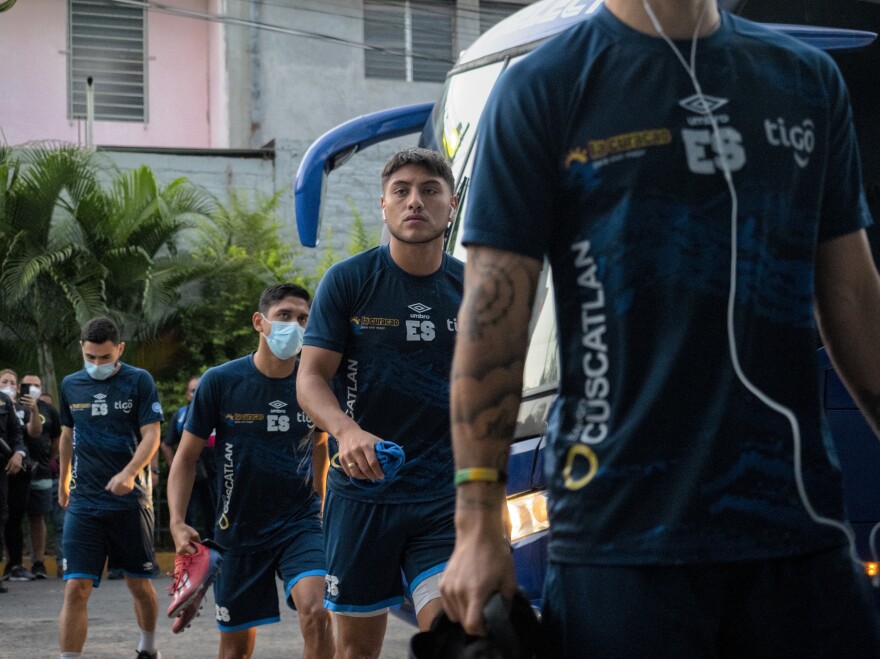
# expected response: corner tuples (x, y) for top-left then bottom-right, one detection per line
(294, 0), (879, 617)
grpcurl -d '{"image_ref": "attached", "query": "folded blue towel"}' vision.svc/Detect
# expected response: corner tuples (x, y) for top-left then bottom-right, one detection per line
(349, 440), (406, 490)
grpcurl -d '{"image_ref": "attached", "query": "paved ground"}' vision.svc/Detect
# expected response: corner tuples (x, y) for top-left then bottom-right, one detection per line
(0, 559), (415, 659)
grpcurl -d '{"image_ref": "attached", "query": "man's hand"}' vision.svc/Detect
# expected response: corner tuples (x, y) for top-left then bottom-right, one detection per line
(337, 427), (384, 481)
(105, 469), (136, 495)
(19, 394), (37, 413)
(5, 451), (23, 475)
(440, 506), (516, 636)
(441, 483), (516, 636)
(58, 482), (69, 509)
(170, 520), (201, 555)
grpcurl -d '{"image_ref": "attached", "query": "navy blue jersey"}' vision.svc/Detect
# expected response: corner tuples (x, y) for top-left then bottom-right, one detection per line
(59, 364), (163, 512)
(463, 8), (872, 565)
(304, 244), (464, 503)
(184, 355), (320, 552)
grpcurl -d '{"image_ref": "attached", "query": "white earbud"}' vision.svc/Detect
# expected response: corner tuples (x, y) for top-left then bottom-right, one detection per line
(643, 0), (863, 570)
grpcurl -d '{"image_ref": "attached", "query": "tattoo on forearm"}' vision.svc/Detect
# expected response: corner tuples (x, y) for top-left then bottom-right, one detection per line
(468, 252), (515, 341)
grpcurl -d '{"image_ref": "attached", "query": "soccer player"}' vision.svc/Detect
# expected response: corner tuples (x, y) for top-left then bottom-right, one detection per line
(298, 148), (463, 658)
(58, 317), (163, 659)
(167, 283), (333, 659)
(441, 0), (880, 656)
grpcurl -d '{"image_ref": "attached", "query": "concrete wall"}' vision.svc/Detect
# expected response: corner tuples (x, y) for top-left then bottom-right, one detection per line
(99, 135), (417, 274)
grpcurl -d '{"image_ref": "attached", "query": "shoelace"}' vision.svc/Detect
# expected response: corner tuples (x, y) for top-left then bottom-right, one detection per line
(166, 551), (197, 595)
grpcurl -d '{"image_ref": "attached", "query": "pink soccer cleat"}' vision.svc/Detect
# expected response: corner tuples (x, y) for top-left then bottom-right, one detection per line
(170, 586), (207, 634)
(166, 540), (223, 620)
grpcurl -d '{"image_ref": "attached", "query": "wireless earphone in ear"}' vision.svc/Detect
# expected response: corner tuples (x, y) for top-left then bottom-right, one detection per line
(382, 208), (386, 221)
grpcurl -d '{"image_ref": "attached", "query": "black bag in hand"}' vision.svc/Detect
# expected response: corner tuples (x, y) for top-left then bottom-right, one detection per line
(409, 589), (542, 659)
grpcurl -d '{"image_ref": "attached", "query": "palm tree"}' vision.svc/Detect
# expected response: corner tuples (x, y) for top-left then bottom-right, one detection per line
(0, 143), (111, 398)
(73, 165), (217, 343)
(1, 145), (218, 396)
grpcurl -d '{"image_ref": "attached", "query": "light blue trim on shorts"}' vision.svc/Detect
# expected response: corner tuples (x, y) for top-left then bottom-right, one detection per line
(409, 561), (447, 594)
(218, 615), (281, 632)
(63, 572), (101, 587)
(324, 595), (404, 613)
(285, 569), (327, 600)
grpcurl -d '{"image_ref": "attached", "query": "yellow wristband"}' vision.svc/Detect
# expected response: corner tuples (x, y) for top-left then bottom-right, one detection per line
(454, 467), (507, 486)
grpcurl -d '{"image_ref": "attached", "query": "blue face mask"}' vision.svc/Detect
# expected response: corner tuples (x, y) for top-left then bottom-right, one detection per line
(85, 361), (117, 380)
(261, 315), (304, 361)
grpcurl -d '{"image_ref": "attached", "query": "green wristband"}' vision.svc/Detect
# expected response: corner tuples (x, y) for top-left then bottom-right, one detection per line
(454, 467), (507, 486)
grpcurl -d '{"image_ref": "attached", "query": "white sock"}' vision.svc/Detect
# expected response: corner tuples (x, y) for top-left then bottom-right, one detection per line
(137, 629), (156, 653)
(60, 653), (82, 658)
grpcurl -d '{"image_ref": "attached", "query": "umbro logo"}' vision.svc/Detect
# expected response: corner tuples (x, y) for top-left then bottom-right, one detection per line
(93, 393), (107, 400)
(408, 303), (431, 313)
(268, 400), (287, 410)
(679, 94), (728, 115)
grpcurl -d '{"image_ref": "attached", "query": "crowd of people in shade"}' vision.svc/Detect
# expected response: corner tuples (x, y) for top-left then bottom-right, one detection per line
(0, 369), (64, 590)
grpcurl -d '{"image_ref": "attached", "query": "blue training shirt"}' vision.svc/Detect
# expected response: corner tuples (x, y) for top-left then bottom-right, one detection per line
(184, 354), (320, 552)
(60, 363), (163, 512)
(463, 7), (872, 565)
(304, 244), (464, 503)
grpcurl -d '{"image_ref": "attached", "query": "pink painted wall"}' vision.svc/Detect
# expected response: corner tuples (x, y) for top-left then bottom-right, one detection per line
(0, 0), (218, 148)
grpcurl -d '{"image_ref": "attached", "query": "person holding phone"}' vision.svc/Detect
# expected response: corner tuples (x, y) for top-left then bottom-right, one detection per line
(19, 373), (61, 579)
(0, 368), (41, 582)
(0, 377), (26, 594)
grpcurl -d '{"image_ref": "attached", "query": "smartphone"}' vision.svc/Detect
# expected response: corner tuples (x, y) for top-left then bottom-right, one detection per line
(19, 383), (34, 398)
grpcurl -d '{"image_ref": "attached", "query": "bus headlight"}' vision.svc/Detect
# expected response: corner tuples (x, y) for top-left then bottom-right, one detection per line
(506, 491), (549, 542)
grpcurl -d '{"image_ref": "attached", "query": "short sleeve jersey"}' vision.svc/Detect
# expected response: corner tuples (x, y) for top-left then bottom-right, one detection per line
(304, 244), (464, 503)
(60, 364), (164, 512)
(184, 355), (320, 552)
(463, 8), (873, 565)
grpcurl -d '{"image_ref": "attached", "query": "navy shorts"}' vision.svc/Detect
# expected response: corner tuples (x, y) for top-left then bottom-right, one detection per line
(213, 515), (326, 632)
(323, 490), (455, 615)
(62, 507), (158, 586)
(541, 546), (880, 658)
(27, 480), (53, 516)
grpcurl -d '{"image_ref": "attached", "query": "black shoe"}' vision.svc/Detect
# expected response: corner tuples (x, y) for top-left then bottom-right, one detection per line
(135, 650), (161, 659)
(0, 580), (7, 593)
(31, 562), (48, 579)
(8, 565), (35, 581)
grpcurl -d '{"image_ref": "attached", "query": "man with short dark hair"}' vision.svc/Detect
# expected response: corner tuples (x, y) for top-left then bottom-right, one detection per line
(299, 148), (463, 657)
(58, 316), (164, 659)
(168, 284), (333, 658)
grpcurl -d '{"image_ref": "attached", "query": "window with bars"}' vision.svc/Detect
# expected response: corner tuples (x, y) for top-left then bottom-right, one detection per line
(68, 0), (147, 122)
(364, 0), (455, 83)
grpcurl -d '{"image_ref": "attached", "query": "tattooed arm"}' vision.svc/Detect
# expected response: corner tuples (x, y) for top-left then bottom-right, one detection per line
(815, 229), (880, 437)
(440, 245), (542, 636)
